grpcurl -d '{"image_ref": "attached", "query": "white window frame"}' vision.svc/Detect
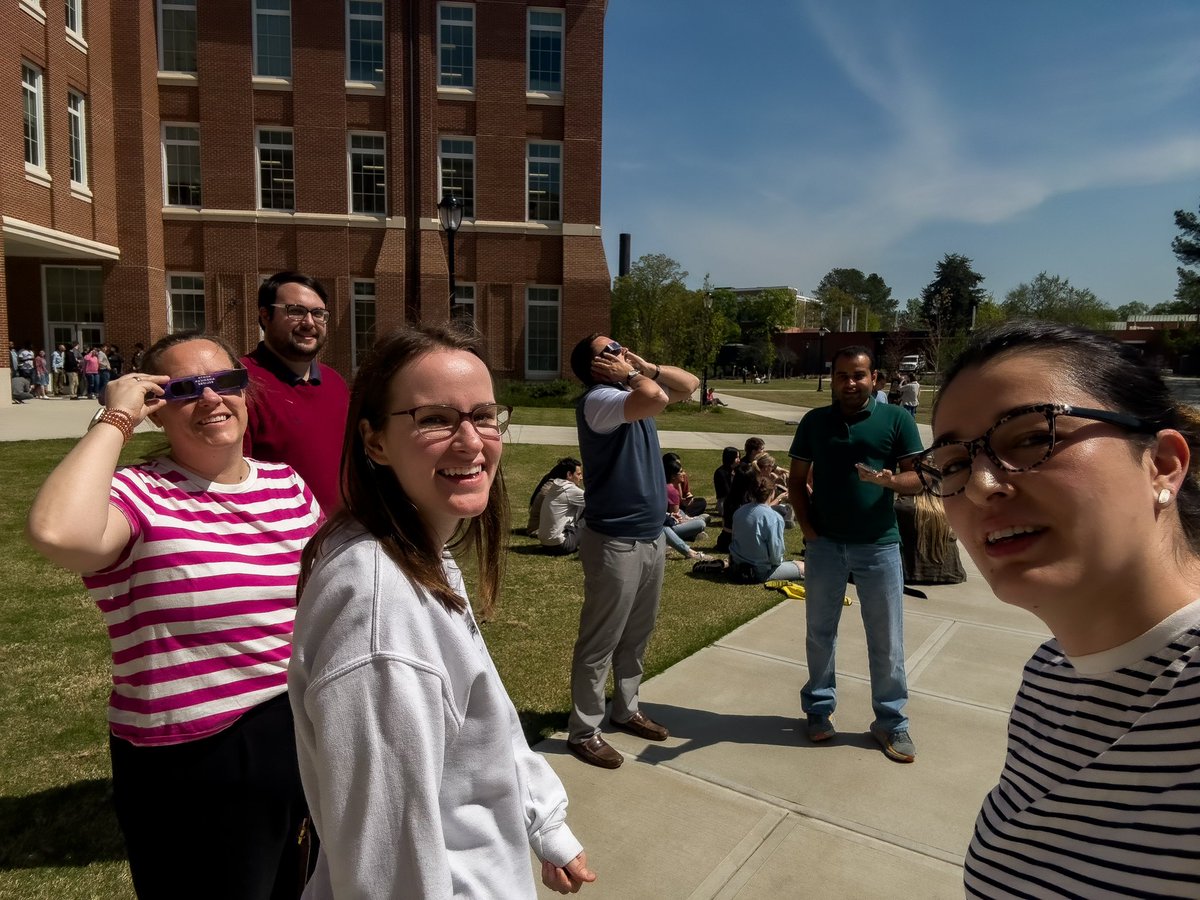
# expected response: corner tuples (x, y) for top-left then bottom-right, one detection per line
(451, 284), (476, 327)
(256, 127), (295, 211)
(157, 0), (197, 73)
(438, 136), (475, 219)
(253, 0), (292, 79)
(437, 2), (475, 92)
(526, 8), (564, 96)
(347, 132), (387, 216)
(526, 141), (561, 223)
(166, 273), (206, 333)
(67, 91), (89, 190)
(162, 123), (201, 207)
(43, 265), (104, 342)
(351, 279), (376, 369)
(525, 286), (561, 379)
(346, 0), (384, 85)
(22, 62), (47, 177)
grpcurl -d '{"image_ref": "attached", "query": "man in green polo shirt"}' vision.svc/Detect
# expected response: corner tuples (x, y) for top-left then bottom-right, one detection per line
(787, 345), (925, 763)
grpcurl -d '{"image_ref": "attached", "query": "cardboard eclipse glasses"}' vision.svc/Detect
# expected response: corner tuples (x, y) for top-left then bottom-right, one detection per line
(153, 368), (250, 402)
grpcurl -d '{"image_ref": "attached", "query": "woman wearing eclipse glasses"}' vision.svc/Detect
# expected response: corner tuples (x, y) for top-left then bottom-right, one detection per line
(27, 331), (322, 899)
(918, 321), (1200, 897)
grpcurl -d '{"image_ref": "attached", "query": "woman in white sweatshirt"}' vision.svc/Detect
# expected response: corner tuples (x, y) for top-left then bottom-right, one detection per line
(289, 325), (595, 898)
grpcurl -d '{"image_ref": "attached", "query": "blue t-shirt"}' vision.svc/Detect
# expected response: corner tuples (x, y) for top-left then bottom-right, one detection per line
(730, 503), (785, 581)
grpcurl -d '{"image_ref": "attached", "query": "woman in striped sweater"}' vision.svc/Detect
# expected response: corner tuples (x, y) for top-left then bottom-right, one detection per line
(915, 321), (1200, 898)
(27, 332), (322, 899)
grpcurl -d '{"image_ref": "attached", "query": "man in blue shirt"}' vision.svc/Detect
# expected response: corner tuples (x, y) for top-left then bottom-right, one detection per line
(788, 346), (925, 762)
(566, 334), (699, 769)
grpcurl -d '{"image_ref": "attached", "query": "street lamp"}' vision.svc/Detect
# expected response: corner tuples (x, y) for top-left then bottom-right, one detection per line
(700, 292), (714, 407)
(437, 193), (464, 314)
(816, 326), (830, 392)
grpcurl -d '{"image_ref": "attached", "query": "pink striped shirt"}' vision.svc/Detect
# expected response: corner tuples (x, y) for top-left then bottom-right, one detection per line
(83, 457), (322, 746)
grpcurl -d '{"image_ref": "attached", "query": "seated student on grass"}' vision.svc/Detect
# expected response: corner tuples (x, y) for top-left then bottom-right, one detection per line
(893, 491), (965, 585)
(537, 457), (585, 554)
(663, 451), (706, 517)
(716, 462), (757, 554)
(664, 454), (710, 560)
(753, 453), (795, 528)
(713, 446), (740, 516)
(528, 457), (580, 536)
(714, 472), (805, 582)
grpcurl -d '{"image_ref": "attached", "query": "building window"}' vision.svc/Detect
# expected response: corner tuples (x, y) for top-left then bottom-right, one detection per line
(352, 280), (376, 368)
(349, 133), (386, 215)
(68, 92), (88, 188)
(254, 0), (292, 78)
(528, 9), (563, 93)
(22, 63), (45, 171)
(526, 287), (560, 377)
(162, 124), (201, 206)
(527, 142), (561, 223)
(158, 0), (197, 73)
(439, 137), (474, 218)
(438, 3), (474, 89)
(347, 0), (383, 83)
(65, 0), (83, 39)
(257, 128), (295, 211)
(167, 274), (206, 332)
(45, 266), (103, 324)
(451, 284), (476, 328)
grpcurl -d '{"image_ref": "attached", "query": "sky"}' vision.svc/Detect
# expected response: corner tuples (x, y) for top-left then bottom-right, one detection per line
(600, 1), (1200, 309)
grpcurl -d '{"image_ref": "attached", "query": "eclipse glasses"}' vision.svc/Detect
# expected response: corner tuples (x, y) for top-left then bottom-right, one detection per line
(155, 368), (250, 402)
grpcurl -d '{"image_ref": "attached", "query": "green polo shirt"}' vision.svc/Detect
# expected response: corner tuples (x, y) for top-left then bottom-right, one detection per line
(788, 396), (924, 544)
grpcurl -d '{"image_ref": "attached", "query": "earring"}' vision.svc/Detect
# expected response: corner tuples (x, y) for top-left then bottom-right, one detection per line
(1157, 488), (1172, 506)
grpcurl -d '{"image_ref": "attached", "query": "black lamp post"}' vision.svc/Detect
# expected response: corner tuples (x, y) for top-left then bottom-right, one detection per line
(700, 291), (714, 407)
(816, 326), (830, 392)
(437, 193), (464, 314)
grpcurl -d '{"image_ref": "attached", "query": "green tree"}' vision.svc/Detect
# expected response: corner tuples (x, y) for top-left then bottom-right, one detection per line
(920, 253), (986, 337)
(1001, 272), (1112, 329)
(814, 267), (896, 330)
(1113, 301), (1150, 320)
(609, 253), (689, 361)
(1173, 200), (1200, 311)
(735, 287), (796, 370)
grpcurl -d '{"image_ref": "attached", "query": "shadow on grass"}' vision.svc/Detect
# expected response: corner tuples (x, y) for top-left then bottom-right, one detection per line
(0, 778), (125, 869)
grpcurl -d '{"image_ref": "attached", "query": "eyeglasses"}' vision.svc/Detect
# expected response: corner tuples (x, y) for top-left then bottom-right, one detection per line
(270, 303), (330, 324)
(389, 403), (512, 439)
(915, 403), (1160, 497)
(159, 368), (250, 402)
(600, 341), (622, 356)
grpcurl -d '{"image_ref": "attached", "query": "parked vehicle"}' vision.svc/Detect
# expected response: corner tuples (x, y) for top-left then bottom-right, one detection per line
(899, 354), (924, 374)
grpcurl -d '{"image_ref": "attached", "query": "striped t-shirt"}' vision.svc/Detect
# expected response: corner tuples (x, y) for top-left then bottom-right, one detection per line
(965, 598), (1200, 898)
(83, 457), (322, 747)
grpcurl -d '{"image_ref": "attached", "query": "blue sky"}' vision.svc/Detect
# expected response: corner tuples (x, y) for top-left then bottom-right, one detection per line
(600, 1), (1200, 308)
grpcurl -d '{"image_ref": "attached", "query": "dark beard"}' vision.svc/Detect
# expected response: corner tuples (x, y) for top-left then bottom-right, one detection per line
(270, 332), (324, 362)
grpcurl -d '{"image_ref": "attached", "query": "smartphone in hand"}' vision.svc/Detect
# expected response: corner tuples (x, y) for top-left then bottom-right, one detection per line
(855, 462), (880, 478)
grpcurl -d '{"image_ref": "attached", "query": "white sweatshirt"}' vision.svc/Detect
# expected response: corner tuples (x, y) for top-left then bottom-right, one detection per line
(289, 529), (582, 899)
(538, 478), (585, 546)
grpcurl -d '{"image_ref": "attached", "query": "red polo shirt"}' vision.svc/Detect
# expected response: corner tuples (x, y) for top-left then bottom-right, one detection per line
(241, 343), (350, 513)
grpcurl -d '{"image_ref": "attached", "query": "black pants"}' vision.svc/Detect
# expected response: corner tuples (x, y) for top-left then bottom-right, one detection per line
(110, 693), (311, 900)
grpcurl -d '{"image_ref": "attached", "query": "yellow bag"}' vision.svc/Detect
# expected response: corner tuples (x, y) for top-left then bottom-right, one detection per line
(763, 581), (852, 605)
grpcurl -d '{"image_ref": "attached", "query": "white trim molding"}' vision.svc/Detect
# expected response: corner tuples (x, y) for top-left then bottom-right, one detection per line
(3, 217), (120, 260)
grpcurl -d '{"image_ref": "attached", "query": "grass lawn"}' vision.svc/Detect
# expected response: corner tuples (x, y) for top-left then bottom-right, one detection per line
(512, 403), (796, 434)
(0, 437), (794, 898)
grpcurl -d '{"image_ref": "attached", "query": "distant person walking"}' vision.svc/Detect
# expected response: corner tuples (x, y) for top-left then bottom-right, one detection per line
(900, 374), (920, 418)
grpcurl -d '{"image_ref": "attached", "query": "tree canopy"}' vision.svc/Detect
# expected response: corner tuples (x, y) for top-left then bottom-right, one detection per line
(1173, 199), (1200, 312)
(1001, 272), (1112, 330)
(814, 268), (896, 330)
(919, 253), (986, 336)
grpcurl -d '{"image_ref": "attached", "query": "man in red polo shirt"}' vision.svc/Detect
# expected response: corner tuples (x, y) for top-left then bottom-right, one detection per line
(242, 272), (350, 513)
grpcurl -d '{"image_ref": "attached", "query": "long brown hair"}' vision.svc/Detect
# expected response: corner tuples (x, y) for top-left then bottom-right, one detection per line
(298, 325), (509, 618)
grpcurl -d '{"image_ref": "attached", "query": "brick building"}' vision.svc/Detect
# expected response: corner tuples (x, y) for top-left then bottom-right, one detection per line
(2, 0), (611, 396)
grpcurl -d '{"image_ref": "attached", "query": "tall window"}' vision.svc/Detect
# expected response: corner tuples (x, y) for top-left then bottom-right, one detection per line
(526, 287), (560, 377)
(167, 274), (206, 332)
(347, 0), (383, 83)
(45, 266), (103, 324)
(527, 9), (563, 93)
(451, 284), (476, 328)
(68, 92), (88, 188)
(162, 124), (201, 206)
(349, 133), (386, 215)
(352, 280), (376, 368)
(257, 128), (295, 210)
(254, 0), (292, 78)
(439, 137), (474, 218)
(527, 142), (561, 222)
(438, 3), (474, 89)
(22, 63), (45, 171)
(65, 0), (83, 39)
(158, 0), (197, 72)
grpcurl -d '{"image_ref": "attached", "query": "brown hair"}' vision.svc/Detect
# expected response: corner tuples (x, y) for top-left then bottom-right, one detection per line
(913, 492), (955, 566)
(298, 324), (509, 619)
(140, 331), (245, 376)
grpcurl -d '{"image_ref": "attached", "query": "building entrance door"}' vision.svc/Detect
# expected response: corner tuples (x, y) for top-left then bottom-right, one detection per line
(49, 322), (105, 349)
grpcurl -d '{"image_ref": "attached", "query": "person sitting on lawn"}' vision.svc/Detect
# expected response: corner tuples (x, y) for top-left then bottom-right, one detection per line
(537, 457), (585, 555)
(716, 462), (758, 554)
(26, 332), (322, 899)
(663, 451), (706, 517)
(528, 457), (578, 535)
(713, 446), (740, 516)
(664, 454), (709, 560)
(709, 471), (805, 583)
(753, 453), (795, 528)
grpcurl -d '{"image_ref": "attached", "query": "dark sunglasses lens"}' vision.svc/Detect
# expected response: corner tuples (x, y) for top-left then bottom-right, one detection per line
(604, 341), (621, 354)
(213, 370), (247, 393)
(166, 378), (198, 399)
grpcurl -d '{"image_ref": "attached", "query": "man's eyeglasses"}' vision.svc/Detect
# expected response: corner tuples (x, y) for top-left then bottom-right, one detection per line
(159, 368), (250, 402)
(915, 403), (1160, 497)
(270, 303), (330, 324)
(390, 403), (513, 439)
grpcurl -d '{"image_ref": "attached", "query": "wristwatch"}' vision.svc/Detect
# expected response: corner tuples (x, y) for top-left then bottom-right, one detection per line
(625, 368), (642, 384)
(88, 407), (136, 444)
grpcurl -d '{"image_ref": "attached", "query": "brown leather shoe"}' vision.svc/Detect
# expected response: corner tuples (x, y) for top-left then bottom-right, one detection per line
(567, 733), (624, 769)
(611, 711), (669, 741)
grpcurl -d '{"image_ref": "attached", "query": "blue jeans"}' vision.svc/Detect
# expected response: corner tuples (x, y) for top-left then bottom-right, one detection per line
(663, 517), (705, 555)
(801, 538), (908, 733)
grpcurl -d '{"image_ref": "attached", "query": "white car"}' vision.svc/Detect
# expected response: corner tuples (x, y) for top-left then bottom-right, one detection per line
(899, 354), (923, 374)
